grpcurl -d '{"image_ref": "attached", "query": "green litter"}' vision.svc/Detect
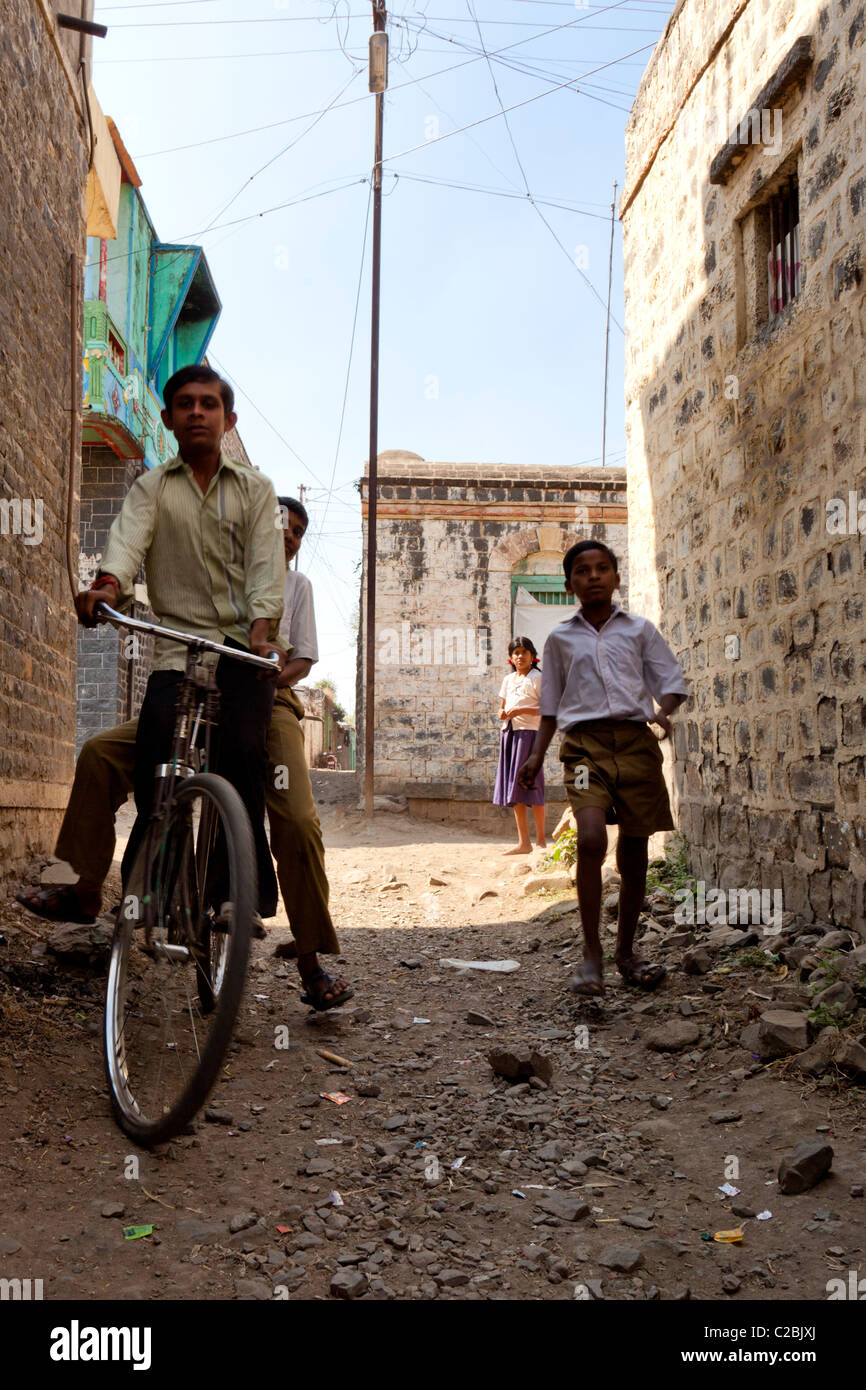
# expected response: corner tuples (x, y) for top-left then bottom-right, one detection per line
(122, 1224), (153, 1241)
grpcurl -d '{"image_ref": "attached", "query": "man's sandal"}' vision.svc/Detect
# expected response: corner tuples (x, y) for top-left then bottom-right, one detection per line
(570, 961), (605, 998)
(617, 959), (666, 990)
(299, 967), (354, 1012)
(15, 885), (97, 925)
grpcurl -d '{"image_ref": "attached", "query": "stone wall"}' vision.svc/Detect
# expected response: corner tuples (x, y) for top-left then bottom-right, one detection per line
(358, 454), (628, 829)
(77, 448), (154, 751)
(0, 3), (90, 872)
(622, 0), (866, 931)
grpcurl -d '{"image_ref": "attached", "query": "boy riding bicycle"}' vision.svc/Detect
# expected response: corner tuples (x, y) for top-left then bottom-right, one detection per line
(74, 365), (285, 919)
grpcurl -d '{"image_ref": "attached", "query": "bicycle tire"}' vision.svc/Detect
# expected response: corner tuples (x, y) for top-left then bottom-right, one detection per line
(103, 772), (256, 1147)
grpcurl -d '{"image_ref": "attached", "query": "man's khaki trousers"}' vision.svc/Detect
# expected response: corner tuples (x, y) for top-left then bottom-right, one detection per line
(55, 690), (339, 955)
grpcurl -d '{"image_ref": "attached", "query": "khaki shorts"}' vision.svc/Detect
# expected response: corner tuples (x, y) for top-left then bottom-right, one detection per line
(560, 718), (674, 837)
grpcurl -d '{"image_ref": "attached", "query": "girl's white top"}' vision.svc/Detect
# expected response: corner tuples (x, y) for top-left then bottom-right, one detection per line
(498, 669), (542, 731)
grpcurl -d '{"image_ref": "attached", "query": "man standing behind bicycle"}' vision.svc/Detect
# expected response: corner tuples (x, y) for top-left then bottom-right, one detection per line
(75, 365), (285, 920)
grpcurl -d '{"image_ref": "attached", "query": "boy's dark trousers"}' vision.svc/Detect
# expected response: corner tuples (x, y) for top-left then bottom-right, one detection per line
(122, 639), (278, 918)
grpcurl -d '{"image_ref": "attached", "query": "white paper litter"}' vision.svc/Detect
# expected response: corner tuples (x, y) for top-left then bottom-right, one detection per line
(439, 958), (520, 973)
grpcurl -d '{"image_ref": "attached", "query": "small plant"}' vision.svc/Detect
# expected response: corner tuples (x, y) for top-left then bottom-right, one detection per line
(645, 833), (693, 895)
(734, 948), (779, 969)
(807, 1001), (850, 1034)
(543, 825), (577, 871)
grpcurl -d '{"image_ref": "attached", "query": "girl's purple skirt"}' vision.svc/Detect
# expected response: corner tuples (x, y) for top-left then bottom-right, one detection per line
(494, 724), (545, 807)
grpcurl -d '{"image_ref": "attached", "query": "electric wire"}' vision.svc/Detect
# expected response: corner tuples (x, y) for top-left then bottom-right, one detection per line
(305, 181), (374, 569)
(199, 66), (363, 235)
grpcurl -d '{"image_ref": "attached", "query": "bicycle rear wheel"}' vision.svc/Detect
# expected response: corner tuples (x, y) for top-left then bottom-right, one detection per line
(103, 772), (256, 1147)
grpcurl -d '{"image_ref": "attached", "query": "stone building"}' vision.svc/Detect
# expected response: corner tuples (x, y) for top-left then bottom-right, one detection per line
(0, 3), (105, 873)
(358, 453), (628, 828)
(622, 0), (866, 930)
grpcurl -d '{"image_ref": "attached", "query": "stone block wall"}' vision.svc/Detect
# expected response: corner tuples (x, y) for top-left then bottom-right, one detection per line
(358, 455), (628, 828)
(622, 0), (866, 930)
(77, 448), (154, 751)
(0, 4), (90, 873)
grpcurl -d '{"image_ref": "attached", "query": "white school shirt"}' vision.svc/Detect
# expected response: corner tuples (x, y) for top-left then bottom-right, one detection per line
(498, 669), (542, 731)
(540, 605), (687, 729)
(278, 570), (319, 663)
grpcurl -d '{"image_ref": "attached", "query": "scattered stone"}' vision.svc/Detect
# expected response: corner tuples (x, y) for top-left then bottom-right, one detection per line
(355, 1079), (381, 1098)
(436, 1268), (470, 1287)
(399, 956), (425, 970)
(722, 1274), (741, 1294)
(620, 1214), (654, 1231)
(330, 1268), (369, 1300)
(538, 1139), (570, 1163)
(234, 1277), (273, 1301)
(45, 921), (111, 963)
(818, 931), (853, 950)
(523, 873), (572, 896)
(297, 1093), (321, 1109)
(471, 887), (500, 904)
(428, 875), (447, 887)
(757, 1010), (809, 1058)
(778, 1139), (834, 1195)
(466, 1010), (495, 1027)
(176, 1219), (227, 1243)
(678, 1000), (695, 1016)
(789, 1028), (841, 1077)
(650, 1095), (672, 1111)
(598, 1246), (644, 1273)
(811, 981), (857, 1014)
(709, 1110), (742, 1125)
(535, 1192), (589, 1222)
(730, 1203), (756, 1219)
(100, 1202), (125, 1219)
(487, 1047), (553, 1084)
(229, 1212), (258, 1235)
(850, 1185), (864, 1199)
(204, 1107), (234, 1126)
(0, 1236), (22, 1255)
(835, 1038), (866, 1082)
(644, 1020), (701, 1053)
(683, 947), (712, 975)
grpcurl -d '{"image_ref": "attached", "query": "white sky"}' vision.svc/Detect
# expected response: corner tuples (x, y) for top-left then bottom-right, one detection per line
(93, 0), (675, 713)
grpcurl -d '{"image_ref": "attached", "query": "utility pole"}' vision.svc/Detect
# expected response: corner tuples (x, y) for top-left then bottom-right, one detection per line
(364, 0), (387, 819)
(295, 482), (306, 569)
(601, 180), (617, 469)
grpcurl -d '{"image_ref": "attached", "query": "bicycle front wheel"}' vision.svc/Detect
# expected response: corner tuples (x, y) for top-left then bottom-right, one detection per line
(104, 772), (257, 1147)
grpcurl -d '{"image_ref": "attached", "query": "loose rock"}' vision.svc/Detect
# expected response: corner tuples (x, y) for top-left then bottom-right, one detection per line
(644, 1020), (701, 1053)
(778, 1139), (834, 1195)
(757, 1010), (809, 1057)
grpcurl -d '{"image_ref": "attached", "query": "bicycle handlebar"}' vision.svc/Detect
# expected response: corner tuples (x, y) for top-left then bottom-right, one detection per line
(95, 602), (282, 672)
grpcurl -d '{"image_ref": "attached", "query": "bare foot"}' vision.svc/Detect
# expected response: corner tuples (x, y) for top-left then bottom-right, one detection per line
(503, 844), (532, 855)
(536, 839), (547, 850)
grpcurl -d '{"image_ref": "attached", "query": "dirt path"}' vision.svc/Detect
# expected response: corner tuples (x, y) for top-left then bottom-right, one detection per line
(1, 808), (864, 1302)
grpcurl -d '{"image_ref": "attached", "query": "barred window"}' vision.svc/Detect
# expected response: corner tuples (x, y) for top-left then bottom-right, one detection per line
(767, 176), (802, 317)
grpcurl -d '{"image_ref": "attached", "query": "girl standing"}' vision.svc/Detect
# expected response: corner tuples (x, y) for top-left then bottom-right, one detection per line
(494, 636), (546, 854)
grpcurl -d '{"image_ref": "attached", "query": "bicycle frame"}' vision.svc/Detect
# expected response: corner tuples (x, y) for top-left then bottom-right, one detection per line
(95, 601), (279, 939)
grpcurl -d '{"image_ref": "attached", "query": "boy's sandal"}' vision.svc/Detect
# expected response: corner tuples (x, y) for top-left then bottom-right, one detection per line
(570, 962), (605, 997)
(15, 885), (96, 925)
(300, 967), (354, 1012)
(617, 959), (666, 990)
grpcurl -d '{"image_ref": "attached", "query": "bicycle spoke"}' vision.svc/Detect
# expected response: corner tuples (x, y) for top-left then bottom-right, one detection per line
(104, 773), (255, 1144)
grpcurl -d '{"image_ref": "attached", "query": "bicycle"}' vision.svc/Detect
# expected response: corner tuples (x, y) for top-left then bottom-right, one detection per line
(96, 601), (279, 1147)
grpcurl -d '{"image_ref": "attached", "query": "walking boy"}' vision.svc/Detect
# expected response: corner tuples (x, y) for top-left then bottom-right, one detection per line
(518, 541), (687, 997)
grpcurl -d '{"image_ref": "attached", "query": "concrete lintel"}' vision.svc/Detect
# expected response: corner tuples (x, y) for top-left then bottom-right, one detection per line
(709, 36), (813, 186)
